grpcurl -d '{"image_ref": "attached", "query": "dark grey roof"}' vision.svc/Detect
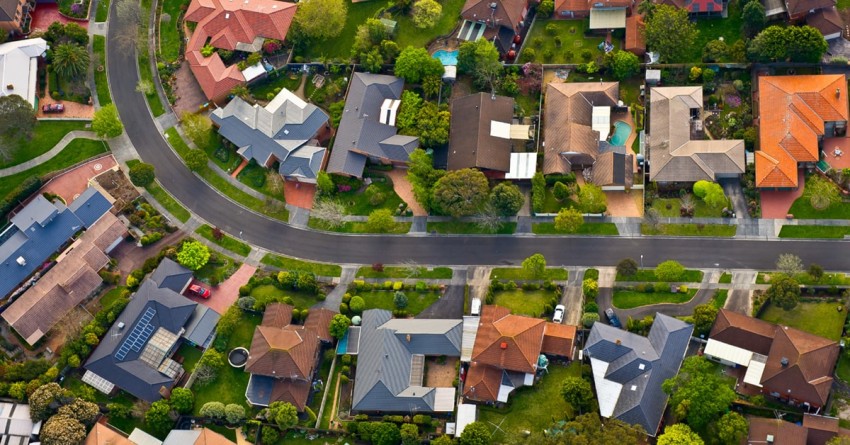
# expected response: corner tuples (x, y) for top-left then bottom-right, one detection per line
(149, 258), (193, 294)
(182, 304), (220, 348)
(326, 73), (418, 177)
(585, 313), (692, 436)
(84, 265), (202, 402)
(246, 374), (274, 406)
(0, 0), (16, 22)
(67, 187), (113, 228)
(277, 145), (325, 183)
(11, 195), (58, 229)
(352, 310), (461, 413)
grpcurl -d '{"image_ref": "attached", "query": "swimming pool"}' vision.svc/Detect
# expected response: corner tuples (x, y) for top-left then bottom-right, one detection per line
(433, 49), (458, 66)
(610, 120), (632, 146)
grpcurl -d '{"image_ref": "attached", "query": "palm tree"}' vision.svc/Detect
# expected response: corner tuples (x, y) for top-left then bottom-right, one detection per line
(52, 43), (89, 80)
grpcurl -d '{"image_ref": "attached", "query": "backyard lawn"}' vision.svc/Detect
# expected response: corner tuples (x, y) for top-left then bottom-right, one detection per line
(0, 138), (109, 198)
(249, 71), (304, 100)
(261, 253), (343, 277)
(196, 224), (251, 256)
(521, 19), (614, 64)
(0, 120), (89, 169)
(778, 225), (850, 239)
(650, 198), (726, 218)
(691, 0), (744, 63)
(355, 290), (441, 315)
(616, 268), (703, 282)
(356, 266), (453, 279)
(532, 222), (619, 235)
(427, 221), (517, 234)
(175, 343), (203, 372)
(492, 267), (568, 281)
(759, 301), (847, 341)
(613, 288), (698, 309)
(641, 223), (737, 237)
(492, 289), (561, 317)
(250, 284), (325, 310)
(478, 362), (582, 440)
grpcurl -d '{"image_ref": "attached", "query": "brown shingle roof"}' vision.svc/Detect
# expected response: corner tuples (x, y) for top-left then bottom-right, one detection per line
(461, 0), (527, 31)
(462, 361), (502, 402)
(541, 323), (575, 357)
(471, 305), (545, 373)
(748, 417), (809, 445)
(555, 0), (589, 12)
(625, 14), (646, 55)
(448, 93), (516, 172)
(709, 308), (776, 355)
(807, 7), (844, 37)
(760, 326), (839, 407)
(786, 0), (835, 18)
(303, 308), (336, 342)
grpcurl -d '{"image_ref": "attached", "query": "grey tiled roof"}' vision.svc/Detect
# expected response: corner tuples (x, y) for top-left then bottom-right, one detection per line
(182, 304), (220, 348)
(149, 258), (193, 294)
(585, 313), (692, 436)
(67, 186), (113, 228)
(277, 145), (325, 183)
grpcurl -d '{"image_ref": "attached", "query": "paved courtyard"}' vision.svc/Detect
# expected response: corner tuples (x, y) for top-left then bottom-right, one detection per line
(41, 154), (116, 203)
(30, 3), (88, 33)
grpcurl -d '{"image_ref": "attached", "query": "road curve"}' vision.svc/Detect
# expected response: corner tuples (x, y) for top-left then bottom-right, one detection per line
(106, 11), (850, 270)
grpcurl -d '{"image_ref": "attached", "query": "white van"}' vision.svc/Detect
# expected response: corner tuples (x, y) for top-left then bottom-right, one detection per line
(470, 298), (482, 316)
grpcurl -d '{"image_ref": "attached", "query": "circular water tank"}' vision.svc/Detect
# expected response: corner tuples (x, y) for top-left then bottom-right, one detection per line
(351, 315), (362, 326)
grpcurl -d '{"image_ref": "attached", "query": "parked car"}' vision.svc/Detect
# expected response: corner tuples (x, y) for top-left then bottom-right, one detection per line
(188, 284), (211, 299)
(605, 308), (621, 328)
(42, 103), (64, 113)
(553, 305), (565, 324)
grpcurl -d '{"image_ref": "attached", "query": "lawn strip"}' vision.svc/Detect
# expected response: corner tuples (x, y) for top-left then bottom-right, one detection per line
(93, 36), (111, 105)
(641, 223), (736, 237)
(427, 221), (516, 234)
(778, 225), (850, 239)
(612, 288), (698, 309)
(260, 253), (342, 277)
(491, 267), (568, 281)
(196, 224), (251, 256)
(532, 222), (619, 235)
(355, 266), (453, 279)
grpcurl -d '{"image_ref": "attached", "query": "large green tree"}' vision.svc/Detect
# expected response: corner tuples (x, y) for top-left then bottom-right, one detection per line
(662, 356), (737, 431)
(412, 0), (442, 28)
(657, 424), (704, 445)
(128, 162), (155, 186)
(742, 0), (766, 37)
(655, 260), (685, 282)
(52, 43), (90, 79)
(144, 400), (174, 437)
(351, 18), (390, 58)
(394, 46), (444, 84)
(554, 207), (584, 233)
(804, 175), (841, 211)
(371, 422), (402, 445)
(432, 168), (489, 217)
(29, 383), (69, 422)
(560, 376), (594, 414)
(92, 103), (124, 139)
(0, 94), (36, 150)
(170, 387), (194, 414)
(605, 50), (640, 80)
(457, 38), (502, 90)
(713, 412), (749, 445)
(765, 274), (800, 310)
(177, 240), (211, 271)
(40, 415), (87, 445)
(459, 421), (490, 445)
(366, 209), (397, 233)
(578, 184), (607, 213)
(329, 314), (351, 339)
(490, 181), (524, 216)
(644, 5), (698, 62)
(691, 303), (718, 337)
(396, 91), (450, 148)
(748, 25), (827, 62)
(522, 253), (547, 279)
(293, 0), (346, 40)
(268, 401), (298, 430)
(406, 148), (444, 211)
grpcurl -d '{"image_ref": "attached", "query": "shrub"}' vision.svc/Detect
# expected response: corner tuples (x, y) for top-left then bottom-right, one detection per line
(617, 258), (638, 277)
(129, 162), (155, 186)
(654, 282), (670, 293)
(393, 281), (403, 291)
(261, 427), (280, 444)
(349, 296), (366, 314)
(339, 303), (349, 314)
(584, 302), (599, 313)
(679, 285), (688, 293)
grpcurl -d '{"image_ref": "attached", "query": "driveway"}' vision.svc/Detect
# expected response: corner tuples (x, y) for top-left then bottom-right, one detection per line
(719, 178), (748, 219)
(724, 270), (757, 315)
(417, 268), (466, 319)
(185, 263), (256, 314)
(597, 269), (718, 320)
(560, 268), (585, 326)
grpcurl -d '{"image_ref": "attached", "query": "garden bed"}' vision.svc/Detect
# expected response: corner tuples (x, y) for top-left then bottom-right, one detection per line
(648, 197), (726, 218)
(612, 287), (698, 309)
(48, 67), (91, 104)
(194, 250), (241, 286)
(759, 301), (847, 341)
(355, 266), (453, 279)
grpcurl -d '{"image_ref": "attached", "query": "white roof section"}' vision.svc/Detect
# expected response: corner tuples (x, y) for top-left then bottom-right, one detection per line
(646, 69), (661, 81)
(497, 384), (514, 403)
(267, 87), (307, 111)
(0, 402), (34, 440)
(505, 152), (538, 179)
(433, 388), (457, 412)
(128, 429), (163, 445)
(461, 316), (480, 362)
(592, 106), (612, 141)
(490, 120), (512, 139)
(240, 62), (266, 82)
(590, 357), (623, 417)
(162, 429), (201, 445)
(705, 339), (754, 367)
(0, 38), (49, 107)
(454, 404), (478, 436)
(82, 370), (116, 394)
(379, 98), (402, 126)
(589, 8), (627, 29)
(744, 355), (768, 387)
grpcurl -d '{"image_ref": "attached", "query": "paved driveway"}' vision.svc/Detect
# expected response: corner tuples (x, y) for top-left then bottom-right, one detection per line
(185, 263), (256, 314)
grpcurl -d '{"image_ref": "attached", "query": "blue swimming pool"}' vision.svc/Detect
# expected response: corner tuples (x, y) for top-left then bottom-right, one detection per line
(610, 120), (632, 146)
(433, 49), (458, 66)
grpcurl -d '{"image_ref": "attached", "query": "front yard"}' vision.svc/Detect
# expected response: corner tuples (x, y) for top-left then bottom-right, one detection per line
(641, 223), (737, 237)
(649, 197), (727, 218)
(759, 301), (847, 341)
(616, 268), (704, 282)
(250, 284), (326, 311)
(354, 290), (441, 315)
(521, 19), (617, 64)
(532, 222), (619, 235)
(612, 287), (698, 309)
(492, 289), (561, 317)
(0, 120), (89, 169)
(492, 267), (568, 281)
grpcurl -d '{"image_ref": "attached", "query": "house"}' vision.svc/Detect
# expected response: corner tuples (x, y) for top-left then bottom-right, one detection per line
(658, 0), (726, 16)
(0, 38), (48, 107)
(183, 0), (297, 102)
(704, 309), (840, 409)
(245, 303), (337, 410)
(459, 0), (528, 54)
(85, 424), (238, 445)
(648, 86), (745, 183)
(161, 427), (237, 445)
(82, 259), (221, 402)
(583, 313), (692, 437)
(210, 88), (330, 183)
(554, 0), (632, 29)
(0, 401), (37, 445)
(544, 82), (634, 190)
(349, 310), (462, 413)
(84, 423), (136, 445)
(462, 306), (576, 403)
(762, 0), (841, 40)
(806, 7), (843, 40)
(326, 73), (419, 178)
(624, 14), (645, 56)
(0, 0), (34, 35)
(0, 186), (114, 300)
(755, 75), (849, 189)
(2, 210), (127, 345)
(448, 93), (532, 174)
(747, 414), (850, 445)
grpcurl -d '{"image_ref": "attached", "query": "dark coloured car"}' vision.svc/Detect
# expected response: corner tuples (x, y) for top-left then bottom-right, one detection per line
(605, 308), (621, 328)
(42, 103), (65, 113)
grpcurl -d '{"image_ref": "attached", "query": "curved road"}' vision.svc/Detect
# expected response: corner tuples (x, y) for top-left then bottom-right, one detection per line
(106, 12), (850, 269)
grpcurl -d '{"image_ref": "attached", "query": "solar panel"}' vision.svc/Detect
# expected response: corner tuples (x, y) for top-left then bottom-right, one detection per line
(114, 307), (157, 360)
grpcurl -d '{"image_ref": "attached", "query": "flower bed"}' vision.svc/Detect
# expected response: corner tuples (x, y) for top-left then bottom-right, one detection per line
(59, 0), (91, 19)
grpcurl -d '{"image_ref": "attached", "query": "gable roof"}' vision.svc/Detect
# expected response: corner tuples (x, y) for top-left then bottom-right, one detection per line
(584, 313), (693, 437)
(541, 322), (576, 357)
(470, 305), (545, 373)
(149, 258), (194, 294)
(448, 93), (515, 172)
(352, 310), (461, 412)
(786, 0), (835, 17)
(0, 38), (49, 107)
(709, 308), (776, 355)
(757, 75), (849, 188)
(326, 73), (419, 178)
(461, 0), (527, 30)
(649, 86), (745, 182)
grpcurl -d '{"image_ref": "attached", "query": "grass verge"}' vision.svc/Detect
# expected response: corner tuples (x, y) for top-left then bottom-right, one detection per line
(196, 224), (251, 256)
(778, 225), (850, 239)
(356, 266), (453, 279)
(613, 288), (698, 309)
(492, 289), (561, 317)
(641, 223), (736, 237)
(532, 222), (619, 235)
(261, 253), (342, 277)
(93, 36), (111, 105)
(427, 221), (517, 234)
(307, 218), (410, 234)
(491, 267), (568, 281)
(145, 181), (191, 223)
(719, 272), (732, 284)
(616, 269), (704, 282)
(139, 0), (166, 116)
(712, 289), (728, 309)
(95, 0), (110, 21)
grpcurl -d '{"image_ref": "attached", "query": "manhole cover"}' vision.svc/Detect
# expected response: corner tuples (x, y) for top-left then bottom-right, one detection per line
(93, 163), (103, 171)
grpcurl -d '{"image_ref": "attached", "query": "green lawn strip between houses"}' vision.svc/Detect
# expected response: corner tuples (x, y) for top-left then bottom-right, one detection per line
(532, 222), (619, 235)
(158, 0), (191, 63)
(145, 182), (191, 223)
(641, 223), (737, 237)
(719, 273), (732, 284)
(95, 0), (110, 21)
(355, 266), (453, 279)
(615, 269), (704, 282)
(491, 267), (568, 281)
(260, 253), (343, 277)
(778, 225), (850, 239)
(195, 224), (251, 256)
(612, 288), (698, 309)
(0, 120), (89, 169)
(93, 36), (111, 105)
(0, 139), (108, 198)
(759, 301), (847, 341)
(427, 221), (517, 234)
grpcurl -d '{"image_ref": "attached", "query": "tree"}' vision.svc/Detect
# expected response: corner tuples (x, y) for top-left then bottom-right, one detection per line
(352, 19), (389, 57)
(537, 0), (554, 17)
(136, 79), (154, 95)
(0, 94), (36, 147)
(407, 148), (444, 211)
(413, 101), (450, 148)
(412, 0), (441, 28)
(644, 5), (697, 62)
(129, 162), (155, 186)
(522, 253), (547, 279)
(400, 423), (420, 445)
(311, 199), (347, 229)
(432, 168), (490, 218)
(177, 240), (210, 270)
(180, 112), (212, 144)
(490, 182), (524, 216)
(349, 295), (366, 313)
(576, 184), (606, 214)
(828, 437), (850, 445)
(52, 43), (90, 79)
(804, 175), (841, 210)
(560, 377), (594, 414)
(748, 25), (827, 63)
(170, 388), (194, 414)
(765, 274), (800, 310)
(582, 312), (600, 328)
(224, 404), (246, 424)
(184, 149), (207, 171)
(554, 208), (584, 233)
(372, 422), (402, 445)
(582, 278), (598, 299)
(268, 401), (298, 430)
(457, 38), (502, 91)
(617, 258), (638, 277)
(808, 263), (824, 282)
(606, 50), (640, 80)
(714, 412), (748, 445)
(459, 421), (490, 445)
(422, 75), (442, 99)
(145, 400), (174, 437)
(316, 171), (335, 196)
(92, 103), (124, 139)
(393, 291), (408, 309)
(293, 0), (347, 40)
(655, 260), (684, 282)
(703, 185), (728, 209)
(662, 356), (736, 431)
(41, 415), (86, 445)
(692, 303), (718, 337)
(742, 0), (766, 37)
(199, 401), (226, 419)
(28, 383), (68, 422)
(57, 399), (99, 425)
(329, 314), (352, 339)
(637, 0), (655, 16)
(702, 39), (728, 62)
(367, 209), (396, 233)
(394, 46), (444, 84)
(657, 424), (703, 445)
(776, 253), (803, 276)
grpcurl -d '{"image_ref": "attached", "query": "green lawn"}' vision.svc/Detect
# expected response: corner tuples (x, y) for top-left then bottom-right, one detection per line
(778, 225), (850, 239)
(522, 19), (614, 64)
(158, 0), (191, 63)
(261, 254), (342, 277)
(175, 343), (203, 372)
(196, 224), (251, 256)
(0, 138), (108, 198)
(538, 187), (578, 214)
(235, 161), (290, 200)
(479, 362), (582, 440)
(250, 284), (324, 310)
(719, 273), (732, 284)
(192, 312), (261, 414)
(95, 0), (110, 21)
(145, 181), (191, 223)
(712, 289), (728, 309)
(491, 267), (568, 281)
(93, 36), (111, 105)
(759, 301), (847, 341)
(532, 222), (619, 235)
(355, 290), (440, 315)
(356, 266), (453, 279)
(394, 0), (466, 49)
(756, 271), (849, 286)
(184, 122), (239, 173)
(335, 176), (404, 215)
(249, 71), (304, 100)
(788, 179), (850, 219)
(492, 289), (560, 317)
(427, 221), (517, 234)
(139, 0), (166, 116)
(308, 218), (411, 234)
(690, 0), (744, 62)
(616, 268), (704, 282)
(641, 223), (737, 237)
(613, 288), (698, 309)
(98, 286), (129, 309)
(0, 120), (89, 169)
(194, 251), (241, 285)
(650, 198), (725, 218)
(837, 353), (850, 384)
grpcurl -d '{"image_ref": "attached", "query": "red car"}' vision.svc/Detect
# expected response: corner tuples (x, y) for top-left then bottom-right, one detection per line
(188, 284), (211, 299)
(42, 103), (65, 113)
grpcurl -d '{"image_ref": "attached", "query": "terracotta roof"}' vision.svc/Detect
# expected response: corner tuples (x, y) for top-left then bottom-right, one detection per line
(541, 322), (576, 357)
(184, 0), (297, 100)
(709, 308), (776, 355)
(756, 75), (849, 188)
(807, 7), (843, 37)
(462, 361), (502, 402)
(555, 0), (589, 12)
(471, 305), (545, 373)
(760, 326), (839, 407)
(263, 303), (293, 328)
(194, 427), (237, 445)
(804, 413), (842, 445)
(461, 0), (527, 31)
(269, 378), (312, 411)
(625, 14), (645, 55)
(245, 325), (318, 378)
(748, 417), (810, 445)
(84, 423), (133, 445)
(302, 308), (336, 342)
(786, 0), (835, 18)
(448, 93), (516, 172)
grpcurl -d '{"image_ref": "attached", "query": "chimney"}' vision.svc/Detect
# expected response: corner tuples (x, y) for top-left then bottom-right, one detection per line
(837, 88), (841, 99)
(500, 342), (508, 350)
(781, 357), (789, 367)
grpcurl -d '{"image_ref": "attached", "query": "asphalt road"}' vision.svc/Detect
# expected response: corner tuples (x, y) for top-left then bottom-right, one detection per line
(106, 13), (850, 270)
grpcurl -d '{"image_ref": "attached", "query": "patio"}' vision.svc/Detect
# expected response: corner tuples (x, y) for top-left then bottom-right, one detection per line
(823, 137), (850, 170)
(30, 3), (88, 33)
(760, 169), (805, 218)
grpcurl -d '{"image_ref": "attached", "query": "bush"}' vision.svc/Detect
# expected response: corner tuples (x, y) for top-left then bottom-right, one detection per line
(584, 302), (599, 313)
(129, 163), (155, 186)
(349, 296), (365, 314)
(261, 427), (280, 444)
(654, 282), (670, 293)
(617, 258), (638, 277)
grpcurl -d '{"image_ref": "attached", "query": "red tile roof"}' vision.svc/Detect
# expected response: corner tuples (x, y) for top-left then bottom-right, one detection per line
(625, 14), (645, 55)
(541, 323), (576, 357)
(471, 305), (545, 373)
(463, 362), (502, 402)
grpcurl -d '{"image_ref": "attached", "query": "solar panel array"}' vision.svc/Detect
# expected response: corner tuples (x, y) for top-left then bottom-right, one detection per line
(115, 307), (157, 360)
